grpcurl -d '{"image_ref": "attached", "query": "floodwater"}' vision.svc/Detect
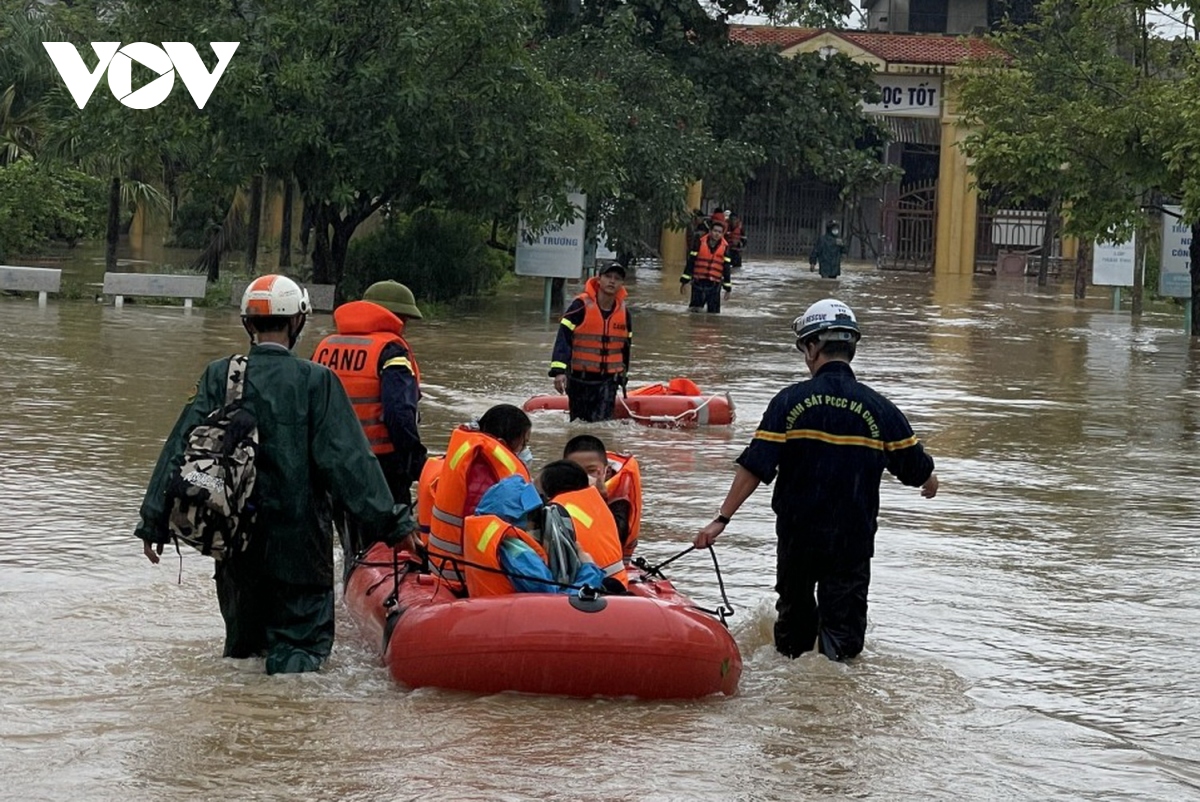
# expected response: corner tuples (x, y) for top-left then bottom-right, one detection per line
(2, 251), (1199, 801)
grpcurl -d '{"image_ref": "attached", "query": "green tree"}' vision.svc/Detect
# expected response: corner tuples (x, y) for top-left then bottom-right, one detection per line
(956, 0), (1188, 305)
(117, 0), (611, 289)
(0, 158), (105, 259)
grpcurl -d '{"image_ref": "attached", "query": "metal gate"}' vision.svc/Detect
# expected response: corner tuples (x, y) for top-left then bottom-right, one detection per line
(879, 179), (937, 271)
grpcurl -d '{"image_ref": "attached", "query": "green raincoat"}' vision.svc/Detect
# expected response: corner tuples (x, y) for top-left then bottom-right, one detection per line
(135, 343), (402, 671)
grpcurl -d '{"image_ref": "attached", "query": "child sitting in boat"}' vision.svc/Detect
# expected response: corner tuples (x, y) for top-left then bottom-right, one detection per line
(562, 435), (642, 563)
(464, 474), (604, 596)
(539, 460), (628, 589)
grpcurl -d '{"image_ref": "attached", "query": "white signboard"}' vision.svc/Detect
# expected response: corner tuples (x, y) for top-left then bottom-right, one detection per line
(515, 193), (587, 279)
(1093, 235), (1135, 287)
(864, 75), (942, 118)
(1160, 205), (1191, 299)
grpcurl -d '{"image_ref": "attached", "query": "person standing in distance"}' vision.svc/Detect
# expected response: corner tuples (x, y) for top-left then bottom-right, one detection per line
(810, 221), (845, 278)
(136, 275), (404, 674)
(548, 263), (632, 422)
(692, 298), (938, 661)
(681, 217), (732, 313)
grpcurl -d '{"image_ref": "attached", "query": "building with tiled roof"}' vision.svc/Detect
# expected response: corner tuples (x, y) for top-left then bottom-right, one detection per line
(712, 23), (1037, 275)
(729, 26), (1005, 66)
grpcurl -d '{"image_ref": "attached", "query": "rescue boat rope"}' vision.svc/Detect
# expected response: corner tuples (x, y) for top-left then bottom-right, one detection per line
(633, 545), (735, 625)
(616, 392), (725, 425)
(353, 546), (734, 623)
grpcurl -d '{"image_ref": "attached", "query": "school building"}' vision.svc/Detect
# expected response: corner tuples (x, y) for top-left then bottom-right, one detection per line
(689, 15), (1070, 277)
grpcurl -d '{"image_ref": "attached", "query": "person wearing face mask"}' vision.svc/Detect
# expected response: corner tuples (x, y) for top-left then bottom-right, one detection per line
(424, 404), (533, 593)
(810, 221), (845, 278)
(562, 434), (642, 562)
(537, 460), (627, 589)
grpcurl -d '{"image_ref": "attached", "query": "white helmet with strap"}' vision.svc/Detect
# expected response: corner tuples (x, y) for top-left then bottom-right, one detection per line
(792, 298), (860, 345)
(240, 274), (312, 318)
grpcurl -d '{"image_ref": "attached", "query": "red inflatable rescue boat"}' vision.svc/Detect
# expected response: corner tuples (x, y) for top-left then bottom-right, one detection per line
(523, 378), (735, 427)
(344, 543), (741, 699)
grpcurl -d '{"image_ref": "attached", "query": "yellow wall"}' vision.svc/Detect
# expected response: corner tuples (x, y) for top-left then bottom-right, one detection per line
(660, 181), (703, 272)
(780, 34), (984, 275)
(934, 107), (978, 275)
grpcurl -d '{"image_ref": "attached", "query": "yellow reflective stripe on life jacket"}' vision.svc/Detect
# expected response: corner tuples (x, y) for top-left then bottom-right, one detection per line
(563, 503), (593, 529)
(785, 430), (884, 450)
(477, 520), (502, 552)
(449, 440), (473, 470)
(492, 446), (518, 475)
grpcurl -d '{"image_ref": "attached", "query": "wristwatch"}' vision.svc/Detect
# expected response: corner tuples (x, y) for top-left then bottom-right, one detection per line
(714, 512), (731, 525)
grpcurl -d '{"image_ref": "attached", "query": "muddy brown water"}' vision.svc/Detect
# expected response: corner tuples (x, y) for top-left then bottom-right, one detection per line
(2, 252), (1198, 800)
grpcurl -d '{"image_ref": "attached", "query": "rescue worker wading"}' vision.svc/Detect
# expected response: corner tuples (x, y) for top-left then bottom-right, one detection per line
(312, 281), (426, 567)
(693, 299), (938, 661)
(681, 219), (733, 313)
(136, 275), (407, 675)
(549, 264), (632, 422)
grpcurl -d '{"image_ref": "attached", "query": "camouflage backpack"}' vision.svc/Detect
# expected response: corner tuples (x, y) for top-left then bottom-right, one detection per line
(167, 355), (259, 560)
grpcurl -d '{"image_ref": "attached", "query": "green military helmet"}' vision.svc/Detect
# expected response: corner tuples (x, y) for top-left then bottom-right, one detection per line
(363, 280), (423, 319)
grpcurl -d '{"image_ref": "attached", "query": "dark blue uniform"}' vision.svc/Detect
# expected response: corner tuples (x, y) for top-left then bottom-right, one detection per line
(736, 361), (934, 659)
(378, 339), (426, 507)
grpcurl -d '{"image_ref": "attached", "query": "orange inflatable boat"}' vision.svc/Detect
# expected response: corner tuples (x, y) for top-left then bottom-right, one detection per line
(344, 543), (741, 699)
(523, 378), (735, 427)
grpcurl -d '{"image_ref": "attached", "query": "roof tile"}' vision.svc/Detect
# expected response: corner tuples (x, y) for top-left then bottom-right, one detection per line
(729, 25), (1004, 65)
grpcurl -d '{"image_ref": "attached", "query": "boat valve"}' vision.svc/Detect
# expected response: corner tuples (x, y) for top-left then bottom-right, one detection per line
(569, 584), (608, 613)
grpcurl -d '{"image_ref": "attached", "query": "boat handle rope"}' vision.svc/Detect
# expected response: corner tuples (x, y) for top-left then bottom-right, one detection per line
(355, 549), (601, 595)
(634, 545), (736, 626)
(616, 392), (725, 425)
(353, 545), (735, 624)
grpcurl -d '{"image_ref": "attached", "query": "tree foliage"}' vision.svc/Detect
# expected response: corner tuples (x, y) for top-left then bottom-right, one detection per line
(0, 158), (105, 258)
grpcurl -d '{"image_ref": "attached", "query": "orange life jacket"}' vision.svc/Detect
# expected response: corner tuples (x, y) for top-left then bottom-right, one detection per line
(604, 452), (643, 562)
(311, 301), (421, 456)
(692, 236), (728, 283)
(426, 426), (530, 589)
(569, 278), (629, 376)
(416, 456), (444, 536)
(462, 515), (549, 597)
(726, 222), (744, 249)
(551, 486), (627, 586)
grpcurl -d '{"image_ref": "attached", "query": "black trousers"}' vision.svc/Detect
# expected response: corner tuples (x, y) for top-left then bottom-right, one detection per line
(773, 548), (871, 661)
(566, 373), (620, 422)
(216, 553), (335, 674)
(688, 281), (722, 313)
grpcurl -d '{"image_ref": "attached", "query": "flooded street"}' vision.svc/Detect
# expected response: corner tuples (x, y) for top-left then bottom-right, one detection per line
(2, 254), (1199, 800)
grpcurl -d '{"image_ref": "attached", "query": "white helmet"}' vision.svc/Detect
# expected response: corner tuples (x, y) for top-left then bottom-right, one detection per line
(792, 298), (860, 344)
(240, 275), (311, 318)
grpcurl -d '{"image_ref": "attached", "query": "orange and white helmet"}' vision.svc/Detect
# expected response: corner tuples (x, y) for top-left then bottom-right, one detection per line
(240, 275), (311, 318)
